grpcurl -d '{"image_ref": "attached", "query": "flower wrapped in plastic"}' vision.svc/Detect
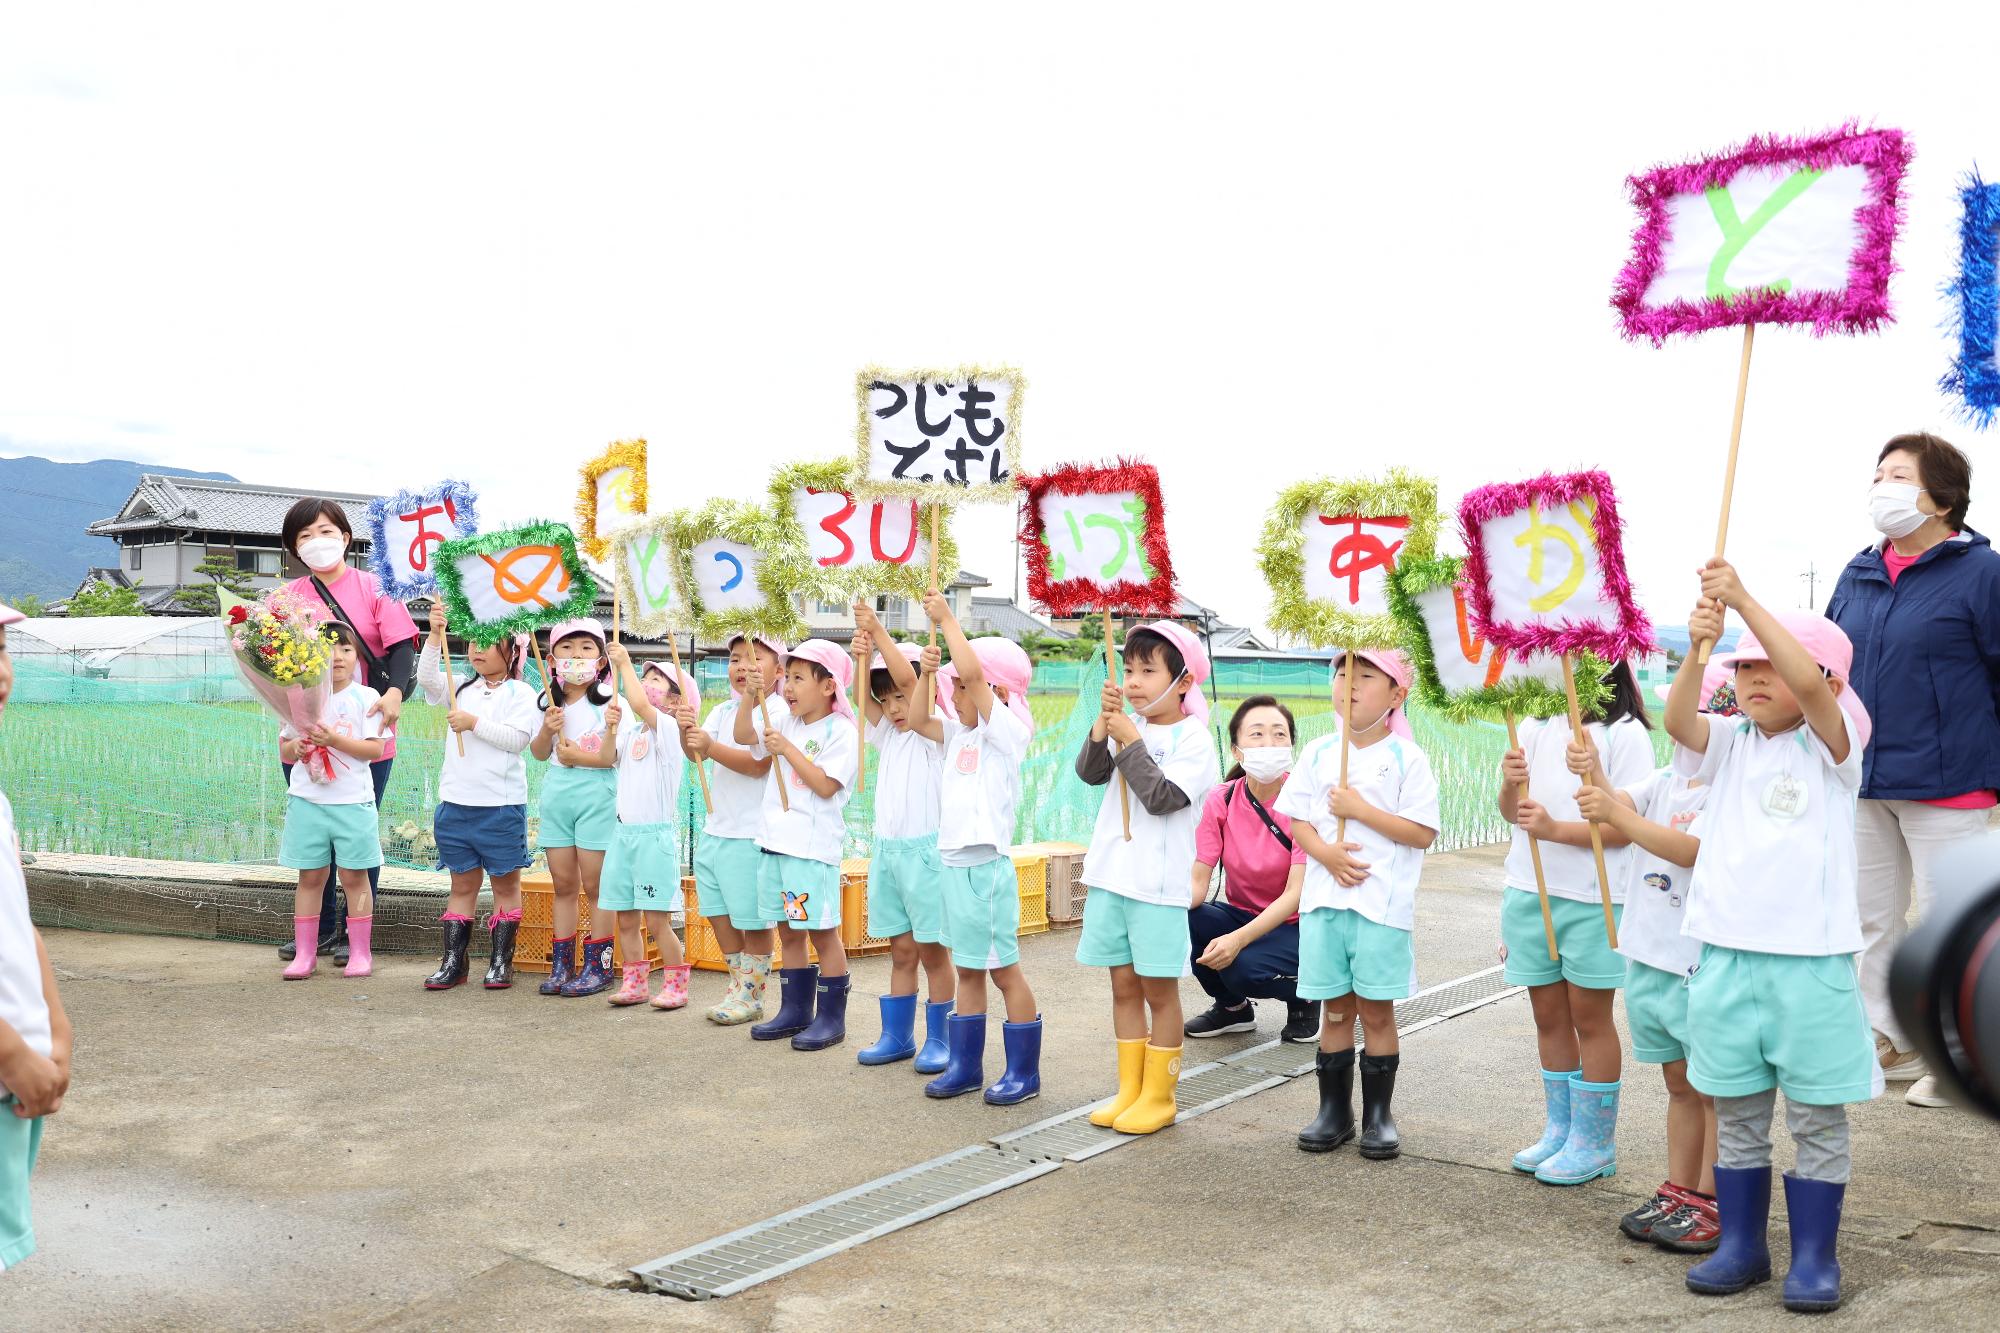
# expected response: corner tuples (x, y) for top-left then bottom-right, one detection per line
(227, 587), (336, 738)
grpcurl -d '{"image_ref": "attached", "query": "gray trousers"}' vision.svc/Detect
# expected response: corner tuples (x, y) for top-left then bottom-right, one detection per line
(1716, 1089), (1851, 1184)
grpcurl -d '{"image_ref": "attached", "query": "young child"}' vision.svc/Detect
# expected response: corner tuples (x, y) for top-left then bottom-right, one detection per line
(417, 603), (540, 990)
(1075, 620), (1219, 1134)
(909, 593), (1042, 1104)
(1499, 659), (1654, 1185)
(531, 619), (619, 997)
(0, 600), (74, 1271)
(276, 622), (387, 979)
(734, 638), (860, 1050)
(850, 601), (955, 1073)
(1278, 650), (1438, 1159)
(583, 643), (700, 1010)
(1572, 669), (1723, 1253)
(1672, 561), (1878, 1314)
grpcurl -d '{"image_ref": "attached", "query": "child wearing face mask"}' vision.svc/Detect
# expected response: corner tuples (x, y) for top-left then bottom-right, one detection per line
(530, 620), (620, 998)
(1074, 622), (1220, 1135)
(1277, 650), (1439, 1159)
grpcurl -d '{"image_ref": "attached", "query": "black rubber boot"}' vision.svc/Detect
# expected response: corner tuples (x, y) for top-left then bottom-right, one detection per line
(1359, 1051), (1402, 1159)
(1297, 1048), (1356, 1152)
(424, 918), (472, 990)
(483, 919), (520, 989)
(278, 915), (341, 962)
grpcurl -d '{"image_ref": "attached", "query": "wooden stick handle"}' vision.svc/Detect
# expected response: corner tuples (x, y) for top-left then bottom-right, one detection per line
(443, 635), (465, 758)
(1561, 655), (1618, 951)
(1105, 612), (1130, 841)
(669, 632), (711, 813)
(758, 688), (790, 812)
(925, 504), (941, 714)
(1697, 323), (1756, 666)
(853, 636), (868, 796)
(612, 579), (621, 645)
(1505, 705), (1557, 963)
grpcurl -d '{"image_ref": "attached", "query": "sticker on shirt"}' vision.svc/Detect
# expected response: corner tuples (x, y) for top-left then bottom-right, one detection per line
(1149, 746), (1167, 765)
(1643, 871), (1681, 910)
(956, 742), (980, 775)
(1761, 774), (1808, 821)
(630, 733), (650, 761)
(1669, 808), (1699, 830)
(790, 738), (823, 789)
(578, 731), (604, 754)
(784, 890), (811, 921)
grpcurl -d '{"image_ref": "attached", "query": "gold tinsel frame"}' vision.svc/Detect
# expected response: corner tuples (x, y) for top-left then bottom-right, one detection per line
(609, 513), (683, 638)
(852, 365), (1025, 503)
(576, 438), (649, 563)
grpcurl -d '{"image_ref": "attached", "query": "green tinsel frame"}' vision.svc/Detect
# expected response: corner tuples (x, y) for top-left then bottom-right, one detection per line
(1258, 470), (1439, 649)
(666, 498), (807, 644)
(1387, 552), (1613, 724)
(765, 457), (961, 602)
(852, 365), (1026, 503)
(575, 438), (648, 563)
(433, 520), (600, 642)
(610, 512), (682, 638)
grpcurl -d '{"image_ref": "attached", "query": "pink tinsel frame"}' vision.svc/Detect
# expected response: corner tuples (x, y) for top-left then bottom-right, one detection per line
(1019, 459), (1179, 618)
(1613, 123), (1912, 344)
(1458, 470), (1656, 662)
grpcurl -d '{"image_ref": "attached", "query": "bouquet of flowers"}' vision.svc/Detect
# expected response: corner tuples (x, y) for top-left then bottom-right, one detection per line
(227, 588), (335, 735)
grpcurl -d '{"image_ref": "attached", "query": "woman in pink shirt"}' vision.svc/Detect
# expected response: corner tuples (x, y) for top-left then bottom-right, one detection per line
(1184, 696), (1316, 1044)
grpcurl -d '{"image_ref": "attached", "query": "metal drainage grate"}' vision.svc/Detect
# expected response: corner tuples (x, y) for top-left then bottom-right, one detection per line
(634, 963), (1523, 1300)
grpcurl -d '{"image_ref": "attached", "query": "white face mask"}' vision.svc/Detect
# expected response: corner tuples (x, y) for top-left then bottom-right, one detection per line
(297, 535), (347, 570)
(1868, 482), (1929, 539)
(1238, 746), (1292, 783)
(555, 658), (600, 686)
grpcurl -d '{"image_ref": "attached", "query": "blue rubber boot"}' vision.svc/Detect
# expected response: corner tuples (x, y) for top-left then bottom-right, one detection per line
(538, 935), (576, 996)
(560, 936), (615, 997)
(1781, 1173), (1845, 1312)
(750, 965), (818, 1041)
(1535, 1076), (1618, 1185)
(924, 1013), (986, 1099)
(1686, 1165), (1773, 1296)
(914, 1000), (953, 1075)
(1512, 1067), (1578, 1172)
(984, 1016), (1042, 1105)
(792, 973), (850, 1051)
(857, 993), (919, 1065)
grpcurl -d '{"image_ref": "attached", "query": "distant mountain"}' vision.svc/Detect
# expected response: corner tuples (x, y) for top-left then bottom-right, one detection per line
(0, 456), (239, 601)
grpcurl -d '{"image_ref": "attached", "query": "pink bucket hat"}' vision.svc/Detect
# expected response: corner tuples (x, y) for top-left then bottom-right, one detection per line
(939, 637), (1035, 734)
(1654, 660), (1739, 715)
(544, 617), (610, 683)
(784, 638), (854, 722)
(0, 601), (24, 626)
(868, 642), (929, 702)
(640, 659), (700, 718)
(1134, 620), (1212, 724)
(1332, 648), (1415, 740)
(1713, 612), (1872, 752)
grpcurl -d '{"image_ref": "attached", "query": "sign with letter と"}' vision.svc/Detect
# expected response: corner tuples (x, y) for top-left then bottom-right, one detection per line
(767, 459), (959, 600)
(665, 499), (805, 643)
(1020, 460), (1177, 618)
(1258, 470), (1438, 649)
(576, 439), (649, 562)
(853, 365), (1024, 503)
(432, 521), (600, 641)
(364, 481), (480, 599)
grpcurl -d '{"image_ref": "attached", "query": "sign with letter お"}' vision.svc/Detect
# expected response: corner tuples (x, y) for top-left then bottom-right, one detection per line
(853, 365), (1024, 503)
(1020, 460), (1177, 618)
(666, 500), (805, 643)
(577, 439), (649, 562)
(364, 481), (480, 599)
(433, 521), (599, 641)
(767, 459), (959, 601)
(1258, 470), (1438, 649)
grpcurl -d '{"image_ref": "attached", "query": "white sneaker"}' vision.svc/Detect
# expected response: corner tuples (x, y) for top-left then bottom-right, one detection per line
(1878, 1043), (1928, 1084)
(1906, 1074), (1951, 1108)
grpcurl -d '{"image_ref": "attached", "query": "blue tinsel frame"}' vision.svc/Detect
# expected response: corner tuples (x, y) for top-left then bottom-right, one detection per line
(364, 480), (482, 599)
(1942, 172), (2000, 429)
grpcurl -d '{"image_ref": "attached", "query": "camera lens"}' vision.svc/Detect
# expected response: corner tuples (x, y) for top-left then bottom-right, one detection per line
(1889, 835), (2000, 1120)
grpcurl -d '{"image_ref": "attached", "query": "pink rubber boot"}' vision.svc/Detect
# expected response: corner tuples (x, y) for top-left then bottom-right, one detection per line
(282, 916), (317, 980)
(608, 961), (652, 1006)
(651, 963), (692, 1011)
(344, 915), (374, 978)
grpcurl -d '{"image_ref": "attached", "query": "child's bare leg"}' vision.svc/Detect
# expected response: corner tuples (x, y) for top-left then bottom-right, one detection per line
(955, 966), (988, 1016)
(644, 910), (684, 966)
(489, 869), (523, 914)
(990, 963), (1037, 1025)
(578, 848), (606, 919)
(1109, 964), (1147, 1041)
(1139, 975), (1181, 1042)
(616, 909), (645, 963)
(709, 917), (745, 955)
(811, 928), (847, 979)
(1527, 982), (1580, 1071)
(1356, 997), (1398, 1056)
(1700, 1095), (1718, 1195)
(1662, 1059), (1707, 1191)
(1565, 981), (1620, 1084)
(887, 933), (919, 996)
(742, 925), (776, 957)
(336, 867), (372, 919)
(446, 870), (483, 917)
(295, 869), (328, 918)
(1319, 996), (1355, 1053)
(776, 927), (809, 969)
(546, 847), (580, 938)
(917, 940), (955, 1005)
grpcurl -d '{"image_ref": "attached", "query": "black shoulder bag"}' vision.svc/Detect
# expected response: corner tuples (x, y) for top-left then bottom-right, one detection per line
(309, 574), (417, 698)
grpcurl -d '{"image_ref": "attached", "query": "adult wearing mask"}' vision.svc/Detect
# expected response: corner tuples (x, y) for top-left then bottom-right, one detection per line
(1184, 695), (1317, 1044)
(1826, 433), (2000, 1109)
(275, 498), (419, 965)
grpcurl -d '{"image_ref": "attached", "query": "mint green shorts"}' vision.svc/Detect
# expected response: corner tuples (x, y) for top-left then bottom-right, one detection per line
(1623, 960), (1691, 1064)
(942, 857), (1020, 971)
(598, 822), (683, 913)
(1075, 887), (1189, 979)
(0, 1098), (42, 1271)
(870, 834), (945, 944)
(694, 835), (773, 931)
(1501, 889), (1624, 990)
(1687, 945), (1879, 1104)
(1298, 906), (1413, 1002)
(278, 796), (383, 871)
(538, 765), (617, 852)
(758, 851), (842, 932)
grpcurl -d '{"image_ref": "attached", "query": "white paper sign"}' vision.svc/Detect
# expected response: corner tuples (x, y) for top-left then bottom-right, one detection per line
(692, 537), (766, 613)
(862, 374), (1018, 494)
(794, 489), (928, 572)
(1649, 164), (1869, 305)
(1413, 581), (1563, 695)
(1300, 511), (1412, 616)
(1036, 489), (1156, 591)
(378, 493), (475, 594)
(1478, 496), (1622, 633)
(620, 527), (677, 622)
(450, 545), (573, 624)
(597, 465), (642, 533)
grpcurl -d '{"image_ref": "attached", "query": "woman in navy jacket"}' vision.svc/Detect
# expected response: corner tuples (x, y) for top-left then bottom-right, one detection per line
(1825, 433), (2000, 1109)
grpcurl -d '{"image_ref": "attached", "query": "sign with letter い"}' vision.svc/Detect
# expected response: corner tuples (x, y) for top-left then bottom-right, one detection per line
(364, 481), (480, 599)
(1259, 470), (1438, 649)
(433, 521), (599, 641)
(1021, 460), (1178, 618)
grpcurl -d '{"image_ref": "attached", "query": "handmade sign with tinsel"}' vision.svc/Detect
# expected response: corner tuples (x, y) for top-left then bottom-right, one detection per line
(666, 499), (805, 645)
(576, 438), (648, 563)
(364, 481), (479, 599)
(433, 521), (599, 642)
(611, 514), (681, 638)
(767, 458), (960, 601)
(1942, 170), (2000, 429)
(1258, 470), (1438, 650)
(853, 366), (1024, 503)
(1020, 459), (1178, 619)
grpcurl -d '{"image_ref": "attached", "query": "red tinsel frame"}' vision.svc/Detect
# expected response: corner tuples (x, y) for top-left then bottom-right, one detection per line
(1019, 459), (1179, 618)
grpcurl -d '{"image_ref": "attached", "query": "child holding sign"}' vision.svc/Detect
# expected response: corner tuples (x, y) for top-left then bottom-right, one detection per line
(1498, 660), (1653, 1186)
(850, 602), (955, 1074)
(531, 619), (619, 998)
(1278, 650), (1439, 1159)
(736, 639), (860, 1051)
(1075, 622), (1218, 1135)
(1672, 563), (1876, 1314)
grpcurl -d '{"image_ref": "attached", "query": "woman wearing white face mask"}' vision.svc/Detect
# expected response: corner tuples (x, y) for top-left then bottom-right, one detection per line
(1827, 433), (2000, 1109)
(276, 498), (420, 967)
(1184, 697), (1318, 1044)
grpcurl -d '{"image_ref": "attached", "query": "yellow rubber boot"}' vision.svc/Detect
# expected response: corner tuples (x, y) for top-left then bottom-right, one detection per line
(1112, 1043), (1183, 1135)
(1088, 1038), (1148, 1127)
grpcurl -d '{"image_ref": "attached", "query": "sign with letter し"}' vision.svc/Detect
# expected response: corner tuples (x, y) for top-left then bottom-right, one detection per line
(577, 439), (649, 562)
(853, 365), (1024, 503)
(767, 459), (959, 601)
(364, 481), (480, 599)
(432, 521), (599, 641)
(1258, 470), (1438, 649)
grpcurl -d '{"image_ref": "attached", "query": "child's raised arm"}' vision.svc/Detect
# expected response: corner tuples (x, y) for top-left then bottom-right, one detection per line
(1700, 559), (1849, 763)
(1666, 597), (1724, 754)
(924, 591), (991, 720)
(607, 643), (659, 731)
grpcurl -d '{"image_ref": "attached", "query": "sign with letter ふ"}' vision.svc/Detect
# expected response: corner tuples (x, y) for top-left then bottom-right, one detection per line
(364, 481), (480, 599)
(576, 439), (649, 563)
(432, 521), (599, 641)
(766, 459), (959, 601)
(853, 365), (1024, 503)
(1258, 470), (1438, 649)
(1020, 460), (1177, 617)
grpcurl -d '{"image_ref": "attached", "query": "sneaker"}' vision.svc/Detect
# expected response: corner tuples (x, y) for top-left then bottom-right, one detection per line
(1878, 1040), (1928, 1084)
(1281, 1000), (1319, 1044)
(1906, 1074), (1951, 1108)
(1619, 1184), (1685, 1242)
(1652, 1194), (1722, 1253)
(1184, 1000), (1257, 1038)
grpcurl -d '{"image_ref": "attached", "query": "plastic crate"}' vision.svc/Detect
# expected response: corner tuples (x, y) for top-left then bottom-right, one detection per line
(515, 870), (669, 974)
(1018, 840), (1087, 925)
(1011, 850), (1048, 936)
(680, 863), (887, 971)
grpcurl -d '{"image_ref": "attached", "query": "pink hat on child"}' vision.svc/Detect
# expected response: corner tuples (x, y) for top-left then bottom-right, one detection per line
(939, 637), (1035, 734)
(1134, 620), (1212, 724)
(1332, 648), (1415, 740)
(0, 601), (23, 626)
(1712, 612), (1872, 752)
(642, 660), (700, 719)
(785, 638), (854, 722)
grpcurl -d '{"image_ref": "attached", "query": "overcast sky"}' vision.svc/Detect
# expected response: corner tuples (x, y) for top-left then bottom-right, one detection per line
(3, 3), (1996, 637)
